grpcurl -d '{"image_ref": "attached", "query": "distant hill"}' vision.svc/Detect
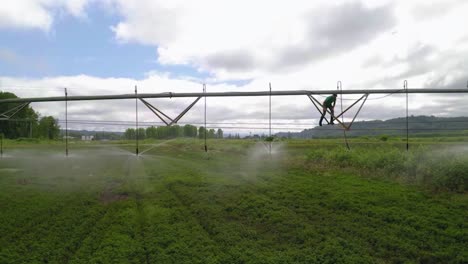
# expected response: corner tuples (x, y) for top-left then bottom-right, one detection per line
(276, 116), (468, 139)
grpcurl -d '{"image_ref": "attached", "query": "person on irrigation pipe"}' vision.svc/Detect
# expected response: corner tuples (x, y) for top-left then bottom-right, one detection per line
(319, 94), (337, 126)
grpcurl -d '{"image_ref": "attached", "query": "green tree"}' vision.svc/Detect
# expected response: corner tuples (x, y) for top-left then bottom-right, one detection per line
(184, 124), (197, 137)
(169, 125), (183, 138)
(217, 129), (223, 139)
(37, 116), (60, 139)
(198, 126), (206, 139)
(0, 92), (39, 139)
(146, 126), (157, 139)
(124, 128), (136, 139)
(208, 129), (216, 139)
(137, 128), (146, 140)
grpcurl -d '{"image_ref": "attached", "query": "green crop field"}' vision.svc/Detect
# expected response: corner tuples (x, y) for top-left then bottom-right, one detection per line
(0, 139), (466, 263)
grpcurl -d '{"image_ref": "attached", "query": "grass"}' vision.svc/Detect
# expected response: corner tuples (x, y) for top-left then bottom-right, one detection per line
(0, 139), (466, 263)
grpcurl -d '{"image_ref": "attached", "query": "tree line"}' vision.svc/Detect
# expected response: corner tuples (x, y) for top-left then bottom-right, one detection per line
(123, 125), (223, 140)
(1, 92), (228, 141)
(123, 125), (224, 139)
(0, 92), (60, 139)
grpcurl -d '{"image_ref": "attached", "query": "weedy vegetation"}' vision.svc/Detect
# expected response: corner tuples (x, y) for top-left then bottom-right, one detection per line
(0, 138), (466, 263)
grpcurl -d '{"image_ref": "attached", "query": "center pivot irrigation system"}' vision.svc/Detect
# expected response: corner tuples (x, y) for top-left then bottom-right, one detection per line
(1, 80), (468, 156)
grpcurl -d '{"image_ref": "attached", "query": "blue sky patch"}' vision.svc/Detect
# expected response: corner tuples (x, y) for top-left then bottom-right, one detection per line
(0, 4), (208, 81)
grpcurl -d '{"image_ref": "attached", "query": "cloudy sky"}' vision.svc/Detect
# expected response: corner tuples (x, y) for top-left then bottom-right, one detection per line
(1, 0), (467, 133)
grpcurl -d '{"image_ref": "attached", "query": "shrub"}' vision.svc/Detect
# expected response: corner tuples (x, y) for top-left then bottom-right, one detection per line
(15, 137), (40, 143)
(430, 158), (468, 192)
(379, 135), (389, 142)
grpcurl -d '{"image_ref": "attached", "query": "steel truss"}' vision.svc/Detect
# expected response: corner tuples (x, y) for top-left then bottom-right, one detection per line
(1, 87), (467, 127)
(1, 88), (467, 124)
(0, 102), (30, 119)
(1, 83), (468, 155)
(139, 97), (202, 126)
(307, 94), (369, 130)
(0, 88), (467, 104)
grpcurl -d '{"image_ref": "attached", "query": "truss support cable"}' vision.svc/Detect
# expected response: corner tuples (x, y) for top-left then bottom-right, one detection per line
(139, 98), (171, 125)
(338, 81), (350, 150)
(308, 95), (348, 130)
(170, 97), (202, 125)
(334, 94), (368, 120)
(308, 95), (330, 125)
(135, 85), (139, 156)
(405, 80), (409, 151)
(65, 88), (68, 157)
(140, 97), (201, 126)
(203, 84), (207, 153)
(140, 98), (169, 125)
(0, 102), (30, 119)
(347, 94), (369, 130)
(307, 95), (330, 123)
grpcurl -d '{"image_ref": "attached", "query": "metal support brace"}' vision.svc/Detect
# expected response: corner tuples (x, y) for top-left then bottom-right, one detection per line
(139, 98), (173, 125)
(308, 95), (348, 129)
(307, 96), (330, 125)
(139, 97), (202, 126)
(404, 80), (409, 151)
(307, 93), (369, 131)
(0, 102), (30, 119)
(65, 88), (68, 157)
(347, 94), (369, 130)
(334, 94), (368, 120)
(135, 85), (139, 156)
(338, 81), (350, 150)
(170, 97), (202, 126)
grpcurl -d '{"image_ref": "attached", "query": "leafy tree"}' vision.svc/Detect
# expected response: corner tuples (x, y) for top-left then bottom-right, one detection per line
(146, 126), (157, 138)
(184, 124), (198, 137)
(208, 129), (216, 139)
(124, 128), (136, 139)
(37, 116), (60, 139)
(198, 126), (206, 139)
(137, 128), (146, 140)
(169, 125), (183, 138)
(217, 129), (223, 139)
(0, 92), (39, 139)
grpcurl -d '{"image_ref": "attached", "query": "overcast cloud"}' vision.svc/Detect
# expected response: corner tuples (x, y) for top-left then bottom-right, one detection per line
(1, 0), (468, 133)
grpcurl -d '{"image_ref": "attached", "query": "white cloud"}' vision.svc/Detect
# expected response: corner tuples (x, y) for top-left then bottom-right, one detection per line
(110, 0), (397, 79)
(1, 0), (468, 133)
(2, 72), (468, 134)
(0, 0), (92, 31)
(105, 0), (468, 86)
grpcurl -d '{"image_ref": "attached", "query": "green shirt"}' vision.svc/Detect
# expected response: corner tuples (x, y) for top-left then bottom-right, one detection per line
(324, 96), (336, 107)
